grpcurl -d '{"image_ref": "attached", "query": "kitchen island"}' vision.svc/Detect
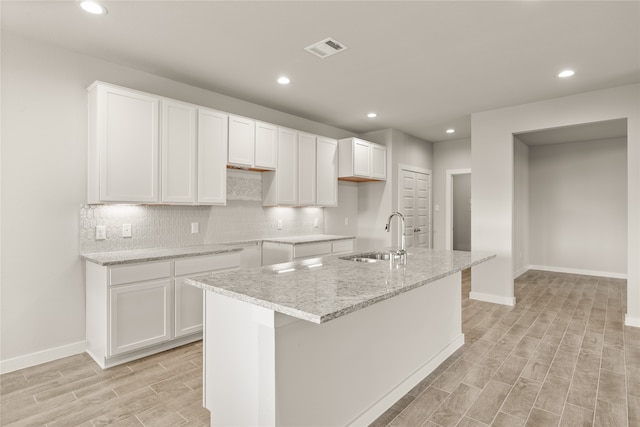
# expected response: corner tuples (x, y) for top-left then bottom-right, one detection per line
(187, 248), (494, 426)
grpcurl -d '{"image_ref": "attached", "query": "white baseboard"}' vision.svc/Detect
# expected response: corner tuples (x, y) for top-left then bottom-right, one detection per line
(349, 333), (465, 426)
(528, 265), (627, 280)
(625, 315), (640, 328)
(469, 291), (516, 306)
(513, 267), (528, 279)
(0, 341), (87, 374)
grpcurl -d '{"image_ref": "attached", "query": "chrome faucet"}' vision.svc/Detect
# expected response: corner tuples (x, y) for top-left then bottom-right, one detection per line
(385, 212), (406, 256)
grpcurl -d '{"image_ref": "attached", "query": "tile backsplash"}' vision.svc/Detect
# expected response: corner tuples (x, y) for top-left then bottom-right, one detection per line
(80, 170), (324, 253)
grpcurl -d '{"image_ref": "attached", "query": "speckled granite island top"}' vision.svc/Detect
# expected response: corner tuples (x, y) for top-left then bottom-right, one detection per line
(186, 248), (495, 324)
(80, 243), (243, 266)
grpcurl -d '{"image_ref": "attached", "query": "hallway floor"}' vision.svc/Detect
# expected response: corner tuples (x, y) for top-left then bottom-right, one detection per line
(1, 269), (637, 426)
(371, 269), (638, 426)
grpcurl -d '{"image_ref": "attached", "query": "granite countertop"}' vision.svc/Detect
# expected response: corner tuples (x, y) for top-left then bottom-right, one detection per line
(186, 247), (495, 324)
(80, 243), (242, 266)
(80, 235), (353, 266)
(262, 234), (355, 245)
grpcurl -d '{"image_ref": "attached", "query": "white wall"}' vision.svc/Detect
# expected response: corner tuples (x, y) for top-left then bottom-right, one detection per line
(324, 181), (359, 237)
(471, 84), (639, 325)
(513, 137), (530, 277)
(528, 137), (627, 277)
(432, 139), (471, 249)
(356, 129), (394, 252)
(0, 33), (353, 370)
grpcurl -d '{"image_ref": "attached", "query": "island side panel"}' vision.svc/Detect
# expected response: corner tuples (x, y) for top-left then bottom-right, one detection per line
(273, 271), (463, 426)
(204, 291), (271, 426)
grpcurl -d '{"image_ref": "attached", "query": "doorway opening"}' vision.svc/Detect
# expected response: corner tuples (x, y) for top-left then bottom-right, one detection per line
(445, 169), (471, 251)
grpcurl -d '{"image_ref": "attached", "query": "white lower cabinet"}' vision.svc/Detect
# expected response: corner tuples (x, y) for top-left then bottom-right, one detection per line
(109, 279), (171, 356)
(262, 238), (354, 266)
(86, 252), (240, 368)
(174, 278), (204, 338)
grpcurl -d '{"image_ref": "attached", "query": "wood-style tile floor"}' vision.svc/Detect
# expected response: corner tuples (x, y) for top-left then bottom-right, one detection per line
(1, 269), (638, 426)
(371, 269), (639, 427)
(0, 341), (208, 426)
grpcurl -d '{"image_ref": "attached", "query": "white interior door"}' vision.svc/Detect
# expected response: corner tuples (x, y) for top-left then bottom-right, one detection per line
(399, 167), (432, 248)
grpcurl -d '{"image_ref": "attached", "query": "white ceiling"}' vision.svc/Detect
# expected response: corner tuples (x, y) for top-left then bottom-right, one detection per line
(516, 119), (628, 146)
(3, 1), (639, 143)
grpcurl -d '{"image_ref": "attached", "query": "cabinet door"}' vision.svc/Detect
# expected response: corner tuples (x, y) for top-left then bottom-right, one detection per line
(254, 122), (277, 170)
(98, 85), (159, 202)
(228, 115), (255, 167)
(371, 143), (386, 180)
(198, 109), (228, 205)
(353, 139), (371, 177)
(276, 128), (298, 205)
(297, 133), (316, 206)
(174, 278), (203, 337)
(316, 137), (338, 206)
(109, 280), (171, 356)
(161, 100), (197, 203)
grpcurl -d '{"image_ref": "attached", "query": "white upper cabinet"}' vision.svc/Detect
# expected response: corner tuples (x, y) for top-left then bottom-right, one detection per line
(254, 121), (277, 170)
(88, 82), (160, 203)
(263, 127), (298, 206)
(316, 137), (338, 206)
(297, 132), (316, 206)
(228, 116), (277, 170)
(198, 109), (228, 205)
(161, 100), (197, 204)
(338, 137), (387, 182)
(277, 128), (298, 206)
(371, 143), (387, 180)
(88, 82), (227, 205)
(227, 115), (255, 168)
(264, 130), (339, 207)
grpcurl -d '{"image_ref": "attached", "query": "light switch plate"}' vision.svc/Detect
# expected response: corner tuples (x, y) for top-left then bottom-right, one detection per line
(314, 218), (319, 228)
(277, 219), (283, 230)
(122, 224), (132, 238)
(191, 222), (199, 234)
(96, 225), (106, 240)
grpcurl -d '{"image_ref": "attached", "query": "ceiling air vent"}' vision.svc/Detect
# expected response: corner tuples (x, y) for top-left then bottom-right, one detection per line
(304, 37), (348, 59)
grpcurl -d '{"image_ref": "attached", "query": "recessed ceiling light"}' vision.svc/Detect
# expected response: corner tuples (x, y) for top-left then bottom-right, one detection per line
(277, 76), (290, 85)
(446, 129), (455, 134)
(367, 112), (377, 118)
(558, 69), (575, 78)
(80, 1), (108, 15)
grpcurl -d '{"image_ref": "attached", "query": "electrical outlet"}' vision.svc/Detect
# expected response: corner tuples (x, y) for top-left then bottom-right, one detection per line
(191, 222), (199, 234)
(314, 218), (319, 228)
(344, 217), (349, 225)
(96, 225), (106, 240)
(277, 219), (283, 230)
(122, 224), (132, 238)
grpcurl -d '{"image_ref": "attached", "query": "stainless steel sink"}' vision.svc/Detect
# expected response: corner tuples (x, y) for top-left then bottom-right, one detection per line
(340, 251), (400, 263)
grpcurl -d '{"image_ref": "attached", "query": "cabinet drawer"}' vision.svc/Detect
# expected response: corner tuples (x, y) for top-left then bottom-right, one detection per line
(175, 253), (240, 276)
(293, 242), (332, 259)
(109, 261), (171, 286)
(332, 239), (354, 255)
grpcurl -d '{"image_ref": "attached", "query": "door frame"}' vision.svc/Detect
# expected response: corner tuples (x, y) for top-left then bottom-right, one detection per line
(445, 168), (471, 250)
(397, 164), (433, 248)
